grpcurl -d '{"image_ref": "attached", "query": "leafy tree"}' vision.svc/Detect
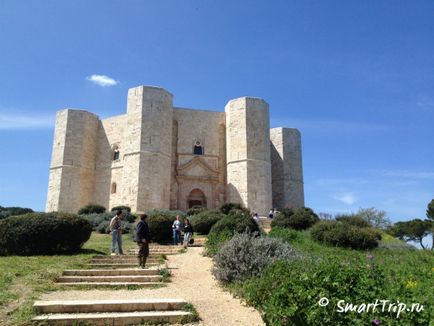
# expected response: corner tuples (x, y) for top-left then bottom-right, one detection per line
(426, 199), (434, 249)
(427, 199), (434, 220)
(389, 219), (432, 249)
(356, 207), (391, 229)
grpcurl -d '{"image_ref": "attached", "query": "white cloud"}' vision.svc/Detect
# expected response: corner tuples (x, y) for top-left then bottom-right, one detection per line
(86, 74), (118, 87)
(332, 193), (358, 205)
(0, 113), (55, 130)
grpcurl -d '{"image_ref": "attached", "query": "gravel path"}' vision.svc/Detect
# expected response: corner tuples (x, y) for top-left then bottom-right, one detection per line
(41, 247), (265, 326)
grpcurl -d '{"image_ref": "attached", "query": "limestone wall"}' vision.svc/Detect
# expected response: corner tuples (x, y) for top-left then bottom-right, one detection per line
(123, 86), (173, 212)
(46, 109), (99, 213)
(94, 114), (127, 210)
(225, 97), (272, 215)
(270, 127), (305, 209)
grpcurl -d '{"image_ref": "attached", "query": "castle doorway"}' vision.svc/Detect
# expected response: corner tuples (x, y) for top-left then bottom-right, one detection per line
(187, 188), (207, 208)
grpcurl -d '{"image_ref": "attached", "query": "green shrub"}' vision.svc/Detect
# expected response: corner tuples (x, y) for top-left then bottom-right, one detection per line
(268, 227), (304, 244)
(335, 214), (371, 228)
(206, 211), (260, 255)
(272, 207), (319, 230)
(206, 229), (233, 256)
(96, 220), (134, 235)
(147, 209), (186, 219)
(190, 210), (224, 235)
(271, 210), (295, 229)
(213, 233), (300, 283)
(211, 211), (259, 234)
(242, 259), (382, 325)
(242, 256), (432, 325)
(111, 205), (131, 213)
(122, 222), (134, 234)
(0, 213), (92, 255)
(187, 205), (206, 216)
(311, 221), (379, 250)
(148, 215), (173, 243)
(96, 220), (110, 234)
(219, 202), (243, 215)
(144, 209), (187, 243)
(82, 212), (136, 229)
(78, 204), (106, 215)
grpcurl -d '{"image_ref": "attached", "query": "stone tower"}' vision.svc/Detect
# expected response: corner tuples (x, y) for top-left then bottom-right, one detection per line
(270, 127), (304, 209)
(225, 97), (273, 215)
(46, 109), (99, 213)
(122, 86), (173, 212)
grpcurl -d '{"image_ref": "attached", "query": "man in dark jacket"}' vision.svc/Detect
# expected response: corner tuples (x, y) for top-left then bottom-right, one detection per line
(134, 214), (151, 269)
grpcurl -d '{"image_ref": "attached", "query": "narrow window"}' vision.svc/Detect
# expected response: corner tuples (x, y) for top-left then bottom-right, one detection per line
(113, 146), (120, 161)
(111, 182), (117, 194)
(193, 141), (203, 155)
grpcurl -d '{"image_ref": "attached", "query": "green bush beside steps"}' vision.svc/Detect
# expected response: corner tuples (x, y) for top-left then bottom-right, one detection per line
(0, 212), (92, 256)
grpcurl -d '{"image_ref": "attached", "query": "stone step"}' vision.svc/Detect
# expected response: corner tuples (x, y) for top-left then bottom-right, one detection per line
(150, 250), (179, 253)
(57, 275), (162, 283)
(32, 310), (190, 324)
(94, 255), (161, 259)
(63, 269), (159, 276)
(34, 299), (187, 313)
(88, 263), (161, 268)
(128, 250), (178, 255)
(91, 258), (159, 263)
(56, 282), (163, 287)
(102, 254), (164, 259)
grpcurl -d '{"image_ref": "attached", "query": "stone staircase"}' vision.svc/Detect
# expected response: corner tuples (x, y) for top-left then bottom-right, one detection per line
(32, 299), (192, 325)
(55, 253), (166, 287)
(32, 243), (197, 324)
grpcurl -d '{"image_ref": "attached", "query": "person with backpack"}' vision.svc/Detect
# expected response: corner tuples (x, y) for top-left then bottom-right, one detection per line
(182, 218), (194, 249)
(134, 214), (151, 269)
(110, 210), (124, 255)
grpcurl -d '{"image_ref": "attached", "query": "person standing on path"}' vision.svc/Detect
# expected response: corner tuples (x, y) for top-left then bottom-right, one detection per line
(182, 218), (194, 249)
(172, 215), (182, 245)
(135, 214), (151, 269)
(110, 210), (124, 255)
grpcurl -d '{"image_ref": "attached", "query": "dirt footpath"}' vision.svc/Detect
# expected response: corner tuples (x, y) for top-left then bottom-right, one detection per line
(41, 247), (265, 326)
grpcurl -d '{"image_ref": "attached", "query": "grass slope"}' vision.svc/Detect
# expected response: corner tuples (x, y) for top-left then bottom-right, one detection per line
(0, 233), (135, 325)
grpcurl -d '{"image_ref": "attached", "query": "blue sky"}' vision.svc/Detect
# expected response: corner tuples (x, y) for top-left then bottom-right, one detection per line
(0, 0), (433, 222)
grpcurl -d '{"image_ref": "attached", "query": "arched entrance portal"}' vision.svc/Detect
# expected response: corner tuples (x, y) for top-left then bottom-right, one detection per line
(187, 188), (207, 208)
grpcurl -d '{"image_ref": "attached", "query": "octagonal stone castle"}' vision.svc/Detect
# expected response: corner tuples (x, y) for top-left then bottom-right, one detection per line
(46, 85), (304, 215)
